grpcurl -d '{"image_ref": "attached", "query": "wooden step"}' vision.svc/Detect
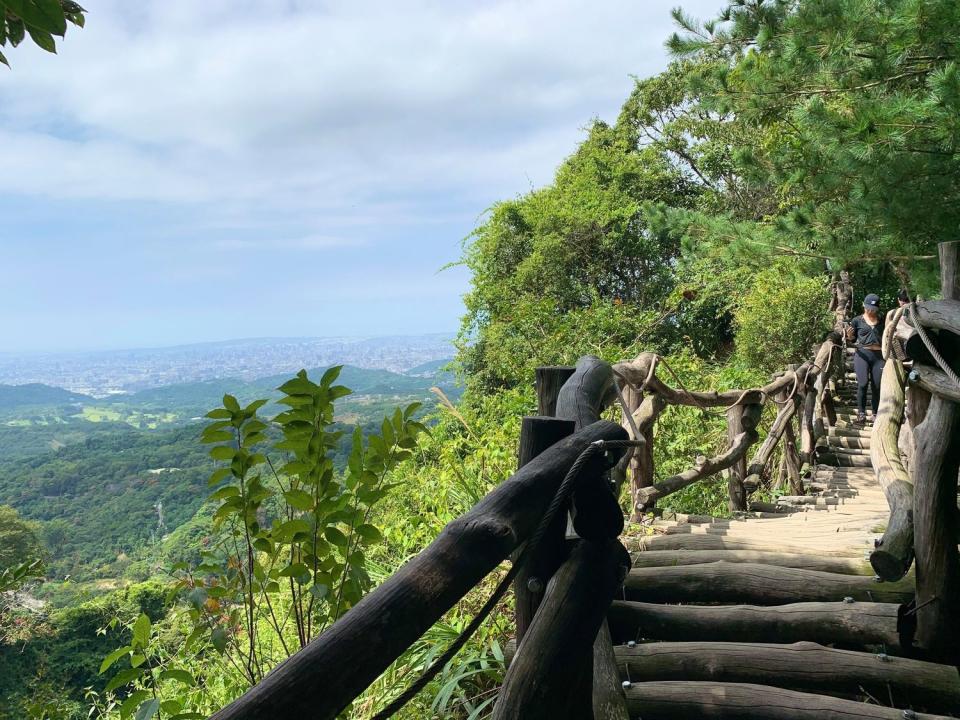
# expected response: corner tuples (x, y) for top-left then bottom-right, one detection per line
(816, 452), (872, 467)
(622, 681), (955, 719)
(614, 642), (960, 713)
(608, 600), (901, 651)
(822, 436), (870, 449)
(624, 562), (913, 605)
(629, 534), (870, 556)
(629, 549), (873, 575)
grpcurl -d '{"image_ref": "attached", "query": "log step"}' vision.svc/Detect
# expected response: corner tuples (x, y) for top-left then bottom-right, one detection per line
(628, 549), (874, 575)
(629, 534), (870, 556)
(623, 681), (956, 720)
(822, 435), (870, 449)
(624, 562), (913, 604)
(816, 452), (872, 467)
(614, 642), (960, 714)
(608, 600), (901, 652)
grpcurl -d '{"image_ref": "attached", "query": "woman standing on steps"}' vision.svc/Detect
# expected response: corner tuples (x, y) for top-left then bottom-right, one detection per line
(845, 293), (885, 424)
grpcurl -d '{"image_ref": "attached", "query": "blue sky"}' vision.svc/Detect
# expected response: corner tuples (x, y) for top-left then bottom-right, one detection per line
(0, 0), (721, 352)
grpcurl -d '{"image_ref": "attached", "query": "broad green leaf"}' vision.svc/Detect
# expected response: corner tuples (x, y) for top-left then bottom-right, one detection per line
(134, 698), (160, 720)
(7, 18), (25, 47)
(278, 562), (311, 584)
(119, 690), (150, 720)
(131, 613), (150, 649)
(159, 668), (196, 686)
(244, 398), (268, 414)
(209, 486), (240, 502)
(320, 365), (343, 386)
(130, 652), (146, 668)
(99, 645), (131, 674)
(283, 489), (314, 510)
(211, 626), (228, 653)
(27, 26), (55, 53)
(201, 429), (233, 443)
(356, 524), (383, 544)
(205, 408), (232, 419)
(324, 526), (348, 547)
(105, 667), (143, 693)
(209, 445), (236, 461)
(222, 394), (240, 412)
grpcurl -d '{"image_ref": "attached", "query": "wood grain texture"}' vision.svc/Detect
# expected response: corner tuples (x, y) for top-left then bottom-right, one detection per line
(623, 561), (914, 605)
(623, 681), (955, 720)
(616, 641), (960, 713)
(493, 539), (630, 720)
(608, 599), (902, 651)
(628, 550), (873, 575)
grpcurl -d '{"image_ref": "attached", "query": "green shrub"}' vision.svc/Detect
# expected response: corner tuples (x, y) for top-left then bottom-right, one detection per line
(734, 266), (831, 373)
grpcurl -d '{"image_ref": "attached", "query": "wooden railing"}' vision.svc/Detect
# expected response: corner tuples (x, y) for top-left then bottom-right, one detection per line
(208, 243), (960, 718)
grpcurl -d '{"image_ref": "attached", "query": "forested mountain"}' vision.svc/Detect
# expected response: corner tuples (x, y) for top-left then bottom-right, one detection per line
(2, 1), (957, 719)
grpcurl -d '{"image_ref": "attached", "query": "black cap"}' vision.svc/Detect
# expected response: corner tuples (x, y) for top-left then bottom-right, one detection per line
(863, 293), (880, 311)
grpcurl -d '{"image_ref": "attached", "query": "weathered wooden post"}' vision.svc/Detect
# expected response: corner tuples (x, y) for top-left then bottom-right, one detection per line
(513, 415), (576, 640)
(911, 240), (960, 661)
(554, 355), (631, 720)
(726, 404), (748, 511)
(492, 540), (631, 720)
(536, 366), (576, 416)
(870, 358), (914, 581)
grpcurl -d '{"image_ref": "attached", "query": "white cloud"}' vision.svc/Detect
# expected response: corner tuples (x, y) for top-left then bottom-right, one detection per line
(0, 0), (723, 210)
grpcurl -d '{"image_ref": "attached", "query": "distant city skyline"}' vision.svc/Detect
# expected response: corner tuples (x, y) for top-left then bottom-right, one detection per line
(0, 0), (722, 353)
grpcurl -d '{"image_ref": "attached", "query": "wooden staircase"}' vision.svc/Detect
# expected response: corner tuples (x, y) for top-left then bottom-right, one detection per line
(614, 350), (960, 719)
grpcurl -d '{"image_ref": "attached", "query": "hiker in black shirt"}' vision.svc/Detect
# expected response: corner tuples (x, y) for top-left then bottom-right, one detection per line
(845, 293), (885, 423)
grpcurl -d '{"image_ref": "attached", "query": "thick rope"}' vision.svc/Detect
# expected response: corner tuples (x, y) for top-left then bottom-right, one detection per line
(370, 438), (643, 719)
(908, 302), (960, 391)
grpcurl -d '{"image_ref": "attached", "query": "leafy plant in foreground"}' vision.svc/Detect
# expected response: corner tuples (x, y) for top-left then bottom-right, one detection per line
(98, 367), (424, 718)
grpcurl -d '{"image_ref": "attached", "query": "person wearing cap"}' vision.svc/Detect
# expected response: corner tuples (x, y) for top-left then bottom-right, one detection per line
(845, 293), (885, 423)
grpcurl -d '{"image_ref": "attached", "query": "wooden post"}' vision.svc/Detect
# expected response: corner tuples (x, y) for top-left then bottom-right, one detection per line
(553, 356), (630, 720)
(870, 359), (914, 581)
(783, 418), (804, 495)
(514, 416), (576, 640)
(912, 240), (960, 661)
(536, 366), (576, 416)
(726, 404), (748, 511)
(492, 539), (630, 720)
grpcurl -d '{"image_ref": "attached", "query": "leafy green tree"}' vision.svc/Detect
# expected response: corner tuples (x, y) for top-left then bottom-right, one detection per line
(1, 0), (86, 66)
(667, 0), (958, 291)
(0, 504), (43, 569)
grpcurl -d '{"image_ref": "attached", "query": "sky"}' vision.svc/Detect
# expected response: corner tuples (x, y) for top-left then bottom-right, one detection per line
(0, 0), (721, 353)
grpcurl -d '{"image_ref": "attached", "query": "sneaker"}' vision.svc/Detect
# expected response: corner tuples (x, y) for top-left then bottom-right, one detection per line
(856, 412), (866, 425)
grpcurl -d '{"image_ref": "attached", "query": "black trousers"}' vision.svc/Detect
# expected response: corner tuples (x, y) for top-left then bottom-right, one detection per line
(854, 348), (884, 415)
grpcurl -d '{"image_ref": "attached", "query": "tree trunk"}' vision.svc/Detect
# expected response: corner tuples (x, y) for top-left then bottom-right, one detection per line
(536, 366), (576, 416)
